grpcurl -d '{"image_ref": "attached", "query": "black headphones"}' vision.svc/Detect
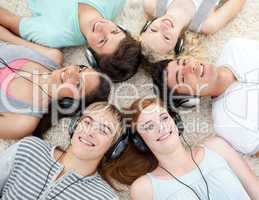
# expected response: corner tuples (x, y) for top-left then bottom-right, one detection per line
(140, 19), (185, 56)
(84, 25), (129, 69)
(57, 65), (90, 110)
(68, 111), (130, 162)
(130, 105), (184, 153)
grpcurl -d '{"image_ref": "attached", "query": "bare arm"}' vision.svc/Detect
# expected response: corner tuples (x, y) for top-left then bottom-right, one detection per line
(205, 136), (259, 199)
(130, 175), (153, 200)
(0, 114), (39, 139)
(201, 0), (246, 34)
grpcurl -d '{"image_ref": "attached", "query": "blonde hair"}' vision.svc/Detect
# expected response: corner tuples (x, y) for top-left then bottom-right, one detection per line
(84, 102), (123, 144)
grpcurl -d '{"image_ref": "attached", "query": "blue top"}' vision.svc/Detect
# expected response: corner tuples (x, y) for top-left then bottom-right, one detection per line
(19, 0), (126, 48)
(147, 146), (250, 200)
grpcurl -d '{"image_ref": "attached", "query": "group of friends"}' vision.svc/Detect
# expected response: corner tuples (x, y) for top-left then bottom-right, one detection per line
(0, 0), (259, 199)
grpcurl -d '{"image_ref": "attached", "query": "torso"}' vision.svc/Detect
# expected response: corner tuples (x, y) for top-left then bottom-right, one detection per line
(0, 60), (50, 117)
(146, 146), (250, 200)
(213, 38), (259, 154)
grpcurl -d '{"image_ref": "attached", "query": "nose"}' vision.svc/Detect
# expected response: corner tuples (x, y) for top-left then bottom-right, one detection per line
(96, 22), (115, 35)
(158, 121), (166, 134)
(160, 21), (171, 32)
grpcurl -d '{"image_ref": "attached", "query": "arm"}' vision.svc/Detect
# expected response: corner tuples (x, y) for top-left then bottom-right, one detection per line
(0, 25), (64, 65)
(204, 136), (259, 199)
(201, 0), (246, 35)
(0, 114), (39, 139)
(0, 141), (20, 194)
(143, 0), (156, 20)
(130, 175), (153, 200)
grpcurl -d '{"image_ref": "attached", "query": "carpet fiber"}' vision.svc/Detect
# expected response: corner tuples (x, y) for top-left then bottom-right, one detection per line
(0, 0), (259, 199)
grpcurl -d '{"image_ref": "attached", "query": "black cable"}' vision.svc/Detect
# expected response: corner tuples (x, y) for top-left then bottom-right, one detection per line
(159, 165), (202, 200)
(181, 133), (210, 200)
(159, 131), (211, 200)
(0, 57), (52, 99)
(36, 150), (66, 200)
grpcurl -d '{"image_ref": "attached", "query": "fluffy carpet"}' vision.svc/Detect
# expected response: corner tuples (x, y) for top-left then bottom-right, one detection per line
(0, 0), (259, 199)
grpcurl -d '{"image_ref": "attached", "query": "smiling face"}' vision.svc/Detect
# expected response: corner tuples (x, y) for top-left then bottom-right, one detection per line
(166, 58), (218, 96)
(86, 18), (126, 56)
(50, 65), (100, 100)
(141, 16), (180, 55)
(70, 106), (121, 161)
(136, 103), (181, 154)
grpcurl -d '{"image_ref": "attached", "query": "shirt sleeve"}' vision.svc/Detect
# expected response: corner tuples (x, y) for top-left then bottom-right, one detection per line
(0, 141), (20, 194)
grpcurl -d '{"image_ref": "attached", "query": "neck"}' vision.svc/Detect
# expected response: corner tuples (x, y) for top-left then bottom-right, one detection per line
(78, 4), (103, 37)
(210, 67), (237, 97)
(60, 146), (99, 177)
(166, 0), (196, 30)
(156, 143), (191, 172)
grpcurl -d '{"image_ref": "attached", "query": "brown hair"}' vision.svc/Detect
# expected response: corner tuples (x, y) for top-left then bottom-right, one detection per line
(100, 98), (161, 190)
(94, 33), (142, 83)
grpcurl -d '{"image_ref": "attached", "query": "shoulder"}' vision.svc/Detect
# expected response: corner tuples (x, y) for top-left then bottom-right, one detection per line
(18, 136), (51, 151)
(130, 175), (153, 200)
(203, 136), (236, 161)
(89, 175), (118, 199)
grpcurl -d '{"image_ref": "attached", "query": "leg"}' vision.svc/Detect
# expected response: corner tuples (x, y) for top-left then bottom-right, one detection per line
(0, 25), (64, 65)
(0, 7), (20, 35)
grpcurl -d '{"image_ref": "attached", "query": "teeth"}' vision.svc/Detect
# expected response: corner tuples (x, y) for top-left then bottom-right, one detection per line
(79, 137), (95, 146)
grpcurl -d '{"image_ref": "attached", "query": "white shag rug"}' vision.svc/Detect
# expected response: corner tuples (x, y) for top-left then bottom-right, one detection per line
(0, 0), (259, 199)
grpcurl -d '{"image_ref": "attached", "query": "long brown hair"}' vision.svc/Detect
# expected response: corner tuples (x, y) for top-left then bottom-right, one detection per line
(100, 98), (163, 189)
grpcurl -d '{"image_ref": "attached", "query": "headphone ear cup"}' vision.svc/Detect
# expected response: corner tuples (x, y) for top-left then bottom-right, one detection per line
(175, 37), (185, 55)
(85, 48), (98, 69)
(130, 131), (149, 153)
(167, 106), (184, 136)
(105, 127), (130, 161)
(179, 97), (200, 108)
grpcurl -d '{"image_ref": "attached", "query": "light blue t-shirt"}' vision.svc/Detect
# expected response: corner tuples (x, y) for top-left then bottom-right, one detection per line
(147, 146), (250, 199)
(19, 0), (126, 48)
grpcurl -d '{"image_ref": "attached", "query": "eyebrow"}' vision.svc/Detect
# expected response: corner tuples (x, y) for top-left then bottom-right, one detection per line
(83, 115), (113, 134)
(143, 120), (152, 126)
(160, 113), (167, 117)
(176, 70), (180, 84)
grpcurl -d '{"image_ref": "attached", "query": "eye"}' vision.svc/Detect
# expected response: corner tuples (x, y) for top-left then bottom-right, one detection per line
(99, 39), (105, 44)
(164, 36), (170, 41)
(145, 124), (154, 131)
(111, 29), (120, 34)
(162, 116), (169, 121)
(150, 28), (157, 32)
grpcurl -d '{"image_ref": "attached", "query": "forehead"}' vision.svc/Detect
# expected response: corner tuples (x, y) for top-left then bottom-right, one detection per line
(167, 61), (180, 89)
(141, 32), (171, 55)
(83, 108), (119, 126)
(98, 32), (126, 55)
(137, 104), (167, 123)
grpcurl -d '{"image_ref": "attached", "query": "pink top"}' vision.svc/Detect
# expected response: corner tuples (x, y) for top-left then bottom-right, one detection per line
(0, 59), (28, 97)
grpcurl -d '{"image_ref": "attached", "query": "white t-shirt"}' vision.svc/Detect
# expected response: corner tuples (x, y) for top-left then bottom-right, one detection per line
(213, 38), (259, 154)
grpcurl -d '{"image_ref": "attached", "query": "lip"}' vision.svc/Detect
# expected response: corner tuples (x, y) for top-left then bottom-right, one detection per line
(157, 131), (172, 142)
(79, 136), (96, 147)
